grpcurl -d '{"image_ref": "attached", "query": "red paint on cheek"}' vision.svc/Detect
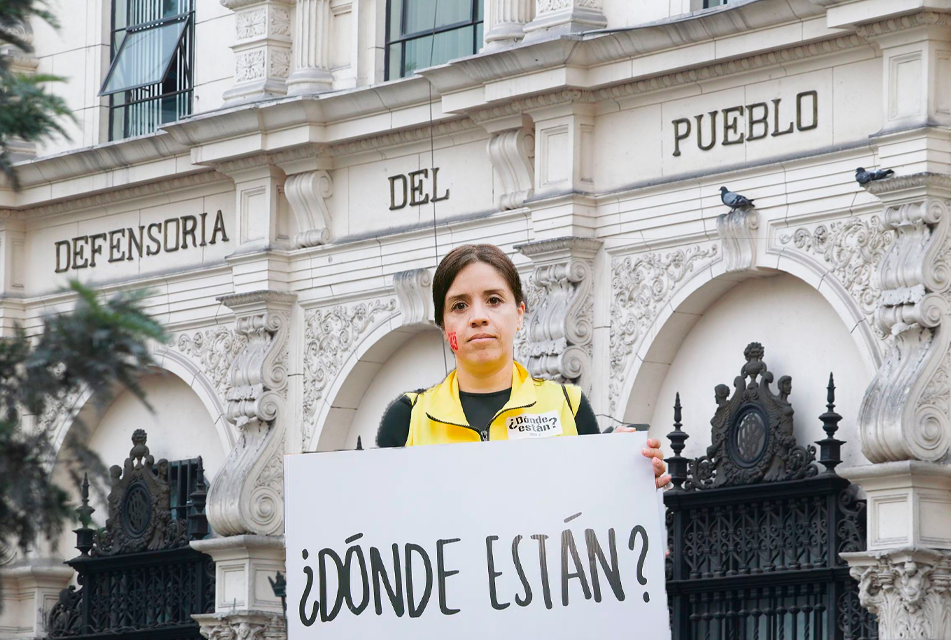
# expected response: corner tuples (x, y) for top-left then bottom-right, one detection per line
(449, 332), (459, 351)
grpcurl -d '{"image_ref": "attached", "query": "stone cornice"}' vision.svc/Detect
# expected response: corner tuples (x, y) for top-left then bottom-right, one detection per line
(515, 236), (603, 258)
(220, 0), (294, 9)
(328, 117), (479, 156)
(864, 172), (951, 197)
(856, 11), (951, 39)
(217, 290), (298, 311)
(0, 170), (226, 220)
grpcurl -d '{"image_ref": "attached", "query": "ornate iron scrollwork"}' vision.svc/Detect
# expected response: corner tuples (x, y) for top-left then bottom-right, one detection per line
(687, 342), (817, 489)
(48, 430), (214, 639)
(664, 343), (876, 640)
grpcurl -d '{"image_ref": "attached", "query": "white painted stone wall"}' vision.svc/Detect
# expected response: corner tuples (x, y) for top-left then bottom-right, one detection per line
(5, 1), (951, 638)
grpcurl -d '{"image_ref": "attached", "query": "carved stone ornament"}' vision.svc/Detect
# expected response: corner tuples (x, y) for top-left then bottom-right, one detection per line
(686, 342), (817, 490)
(609, 243), (719, 414)
(92, 430), (189, 556)
(175, 325), (249, 400)
(780, 215), (894, 332)
(514, 237), (601, 390)
(845, 548), (951, 640)
(206, 291), (296, 537)
(301, 298), (397, 450)
(487, 127), (535, 210)
(195, 610), (285, 640)
(857, 174), (951, 463)
(394, 269), (434, 326)
(221, 0), (294, 104)
(284, 170), (332, 247)
(718, 208), (759, 273)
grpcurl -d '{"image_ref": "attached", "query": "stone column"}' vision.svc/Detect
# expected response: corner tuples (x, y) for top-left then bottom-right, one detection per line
(192, 290), (296, 640)
(513, 237), (601, 394)
(220, 0), (294, 105)
(286, 0), (334, 95)
(484, 0), (534, 51)
(522, 0), (606, 43)
(841, 172), (951, 640)
(0, 559), (73, 638)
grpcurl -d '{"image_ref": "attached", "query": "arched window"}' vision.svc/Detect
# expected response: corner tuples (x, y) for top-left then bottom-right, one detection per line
(100, 0), (194, 140)
(385, 0), (484, 80)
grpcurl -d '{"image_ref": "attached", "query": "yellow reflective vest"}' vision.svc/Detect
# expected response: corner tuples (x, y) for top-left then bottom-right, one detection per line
(403, 362), (581, 445)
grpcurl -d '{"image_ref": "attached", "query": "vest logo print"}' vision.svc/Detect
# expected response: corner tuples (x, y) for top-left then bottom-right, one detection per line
(505, 411), (563, 439)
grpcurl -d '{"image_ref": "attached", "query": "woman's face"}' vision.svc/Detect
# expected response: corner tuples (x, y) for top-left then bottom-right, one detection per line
(441, 261), (525, 373)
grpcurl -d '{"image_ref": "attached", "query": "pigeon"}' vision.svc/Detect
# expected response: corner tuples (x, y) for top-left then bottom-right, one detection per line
(855, 167), (894, 185)
(719, 186), (755, 212)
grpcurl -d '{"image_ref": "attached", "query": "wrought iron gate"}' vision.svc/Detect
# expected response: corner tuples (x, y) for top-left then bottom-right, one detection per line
(47, 430), (214, 640)
(664, 343), (877, 640)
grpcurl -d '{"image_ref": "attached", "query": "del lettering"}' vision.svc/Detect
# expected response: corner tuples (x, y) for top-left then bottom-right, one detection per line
(389, 168), (450, 210)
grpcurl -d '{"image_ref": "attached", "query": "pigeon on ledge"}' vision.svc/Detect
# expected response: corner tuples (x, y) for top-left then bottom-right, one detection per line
(855, 167), (895, 185)
(720, 186), (755, 213)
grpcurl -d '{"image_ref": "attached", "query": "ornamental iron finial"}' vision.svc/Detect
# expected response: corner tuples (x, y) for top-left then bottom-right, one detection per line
(816, 373), (845, 474)
(666, 393), (689, 490)
(74, 473), (95, 557)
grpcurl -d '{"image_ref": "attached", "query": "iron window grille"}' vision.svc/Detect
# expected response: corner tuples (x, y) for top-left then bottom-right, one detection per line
(169, 457), (205, 522)
(102, 0), (194, 141)
(385, 0), (483, 80)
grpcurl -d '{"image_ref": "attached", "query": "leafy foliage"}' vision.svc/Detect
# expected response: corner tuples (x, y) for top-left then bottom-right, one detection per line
(0, 282), (167, 596)
(0, 0), (74, 190)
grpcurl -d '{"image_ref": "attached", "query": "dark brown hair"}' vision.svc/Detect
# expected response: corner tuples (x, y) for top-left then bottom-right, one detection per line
(432, 244), (525, 328)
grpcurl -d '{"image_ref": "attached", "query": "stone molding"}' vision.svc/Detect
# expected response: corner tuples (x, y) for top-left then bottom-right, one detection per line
(779, 214), (894, 337)
(284, 170), (332, 247)
(0, 171), (226, 220)
(856, 11), (951, 39)
(843, 548), (951, 640)
(514, 237), (601, 392)
(486, 126), (535, 211)
(394, 269), (434, 327)
(301, 297), (397, 450)
(328, 118), (478, 157)
(609, 243), (719, 415)
(717, 208), (759, 273)
(857, 174), (951, 464)
(205, 291), (296, 537)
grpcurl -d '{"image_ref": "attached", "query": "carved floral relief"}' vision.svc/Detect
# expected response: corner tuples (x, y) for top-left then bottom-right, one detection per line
(301, 298), (397, 449)
(609, 244), (719, 414)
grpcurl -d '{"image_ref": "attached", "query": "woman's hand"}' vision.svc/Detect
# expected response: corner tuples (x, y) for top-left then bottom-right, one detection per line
(615, 428), (670, 489)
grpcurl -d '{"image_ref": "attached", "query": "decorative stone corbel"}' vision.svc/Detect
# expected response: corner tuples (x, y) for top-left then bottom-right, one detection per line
(717, 208), (759, 273)
(842, 547), (951, 640)
(522, 0), (607, 42)
(484, 0), (535, 51)
(286, 0), (334, 95)
(195, 609), (286, 640)
(206, 291), (296, 538)
(220, 0), (294, 105)
(514, 237), (601, 392)
(394, 269), (434, 326)
(284, 170), (332, 247)
(857, 173), (951, 464)
(480, 114), (535, 211)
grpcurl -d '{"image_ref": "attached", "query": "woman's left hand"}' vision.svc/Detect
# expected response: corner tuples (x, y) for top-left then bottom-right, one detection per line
(615, 428), (670, 489)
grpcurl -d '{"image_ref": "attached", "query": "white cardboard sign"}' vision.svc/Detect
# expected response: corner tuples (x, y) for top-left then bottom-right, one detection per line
(284, 433), (669, 640)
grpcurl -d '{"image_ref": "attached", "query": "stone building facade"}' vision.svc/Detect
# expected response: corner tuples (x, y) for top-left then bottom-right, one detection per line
(1, 0), (950, 638)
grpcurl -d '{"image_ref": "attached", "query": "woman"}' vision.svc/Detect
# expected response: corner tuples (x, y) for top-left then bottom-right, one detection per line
(377, 244), (670, 489)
